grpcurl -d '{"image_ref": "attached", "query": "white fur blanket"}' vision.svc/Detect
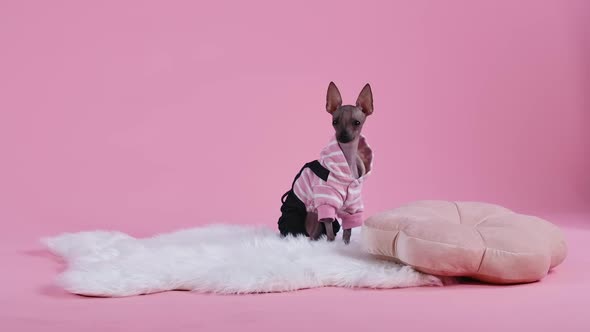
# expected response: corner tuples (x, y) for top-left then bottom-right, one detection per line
(42, 224), (443, 296)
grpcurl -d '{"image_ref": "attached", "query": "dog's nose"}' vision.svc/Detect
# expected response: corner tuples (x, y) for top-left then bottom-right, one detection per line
(338, 133), (352, 143)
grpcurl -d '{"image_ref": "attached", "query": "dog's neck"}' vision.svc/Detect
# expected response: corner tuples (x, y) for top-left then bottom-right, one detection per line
(338, 137), (360, 179)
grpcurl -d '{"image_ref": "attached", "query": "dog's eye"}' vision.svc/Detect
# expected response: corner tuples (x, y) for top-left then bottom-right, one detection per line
(332, 120), (337, 125)
(353, 120), (361, 126)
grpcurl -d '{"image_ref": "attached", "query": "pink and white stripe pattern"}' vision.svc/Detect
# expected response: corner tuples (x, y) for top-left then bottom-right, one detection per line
(293, 135), (373, 229)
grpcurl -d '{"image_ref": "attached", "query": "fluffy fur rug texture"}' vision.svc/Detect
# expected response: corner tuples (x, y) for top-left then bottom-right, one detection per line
(42, 224), (443, 297)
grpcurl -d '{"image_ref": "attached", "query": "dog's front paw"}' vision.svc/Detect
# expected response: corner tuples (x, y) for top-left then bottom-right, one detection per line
(320, 219), (336, 241)
(343, 229), (351, 244)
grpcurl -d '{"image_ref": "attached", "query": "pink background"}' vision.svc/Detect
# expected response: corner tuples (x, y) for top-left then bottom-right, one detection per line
(1, 0), (588, 237)
(2, 1), (590, 331)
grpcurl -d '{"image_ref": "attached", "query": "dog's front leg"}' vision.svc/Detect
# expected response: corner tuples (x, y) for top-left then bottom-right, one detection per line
(321, 219), (336, 241)
(305, 212), (335, 241)
(305, 211), (323, 240)
(342, 229), (351, 244)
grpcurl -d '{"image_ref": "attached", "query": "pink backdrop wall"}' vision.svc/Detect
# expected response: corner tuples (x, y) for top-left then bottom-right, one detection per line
(1, 0), (588, 237)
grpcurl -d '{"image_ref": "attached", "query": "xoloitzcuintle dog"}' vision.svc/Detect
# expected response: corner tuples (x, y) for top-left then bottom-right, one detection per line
(278, 82), (374, 244)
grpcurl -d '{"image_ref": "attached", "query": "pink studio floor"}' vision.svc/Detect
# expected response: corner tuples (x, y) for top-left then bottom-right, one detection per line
(2, 213), (589, 332)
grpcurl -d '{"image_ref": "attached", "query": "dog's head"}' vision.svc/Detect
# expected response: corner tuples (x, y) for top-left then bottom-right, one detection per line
(326, 82), (373, 143)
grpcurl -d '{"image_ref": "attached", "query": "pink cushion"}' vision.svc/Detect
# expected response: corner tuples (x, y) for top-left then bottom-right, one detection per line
(361, 201), (567, 284)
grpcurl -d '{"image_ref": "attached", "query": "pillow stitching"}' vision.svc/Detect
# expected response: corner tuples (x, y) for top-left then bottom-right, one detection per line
(452, 201), (462, 224)
(474, 228), (487, 273)
(473, 212), (514, 228)
(397, 233), (538, 255)
(392, 230), (400, 258)
(402, 233), (480, 250)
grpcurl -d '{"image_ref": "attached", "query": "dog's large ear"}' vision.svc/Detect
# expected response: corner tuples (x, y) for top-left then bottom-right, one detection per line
(326, 82), (342, 114)
(356, 83), (374, 115)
